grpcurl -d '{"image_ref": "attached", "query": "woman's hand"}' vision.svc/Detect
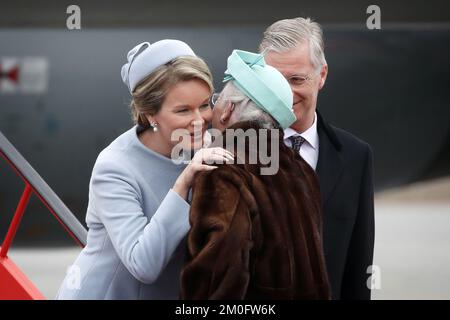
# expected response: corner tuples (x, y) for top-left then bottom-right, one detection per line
(173, 147), (234, 200)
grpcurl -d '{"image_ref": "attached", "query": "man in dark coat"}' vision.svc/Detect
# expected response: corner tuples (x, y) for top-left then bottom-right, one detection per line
(180, 50), (331, 299)
(260, 17), (375, 300)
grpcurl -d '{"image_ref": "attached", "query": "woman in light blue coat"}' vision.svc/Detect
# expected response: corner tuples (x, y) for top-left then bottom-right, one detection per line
(56, 40), (233, 299)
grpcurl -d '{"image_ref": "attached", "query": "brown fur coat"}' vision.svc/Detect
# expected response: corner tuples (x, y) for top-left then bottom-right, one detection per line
(180, 121), (330, 299)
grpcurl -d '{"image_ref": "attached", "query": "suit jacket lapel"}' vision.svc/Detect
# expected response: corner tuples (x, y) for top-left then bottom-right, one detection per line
(316, 111), (344, 207)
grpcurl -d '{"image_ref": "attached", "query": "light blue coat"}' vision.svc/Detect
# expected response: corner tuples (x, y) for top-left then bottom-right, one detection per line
(56, 126), (190, 299)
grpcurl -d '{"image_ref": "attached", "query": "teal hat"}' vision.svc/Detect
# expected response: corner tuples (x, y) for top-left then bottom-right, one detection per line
(223, 50), (296, 129)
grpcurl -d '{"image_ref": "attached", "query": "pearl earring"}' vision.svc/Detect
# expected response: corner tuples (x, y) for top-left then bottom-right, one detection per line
(151, 122), (158, 132)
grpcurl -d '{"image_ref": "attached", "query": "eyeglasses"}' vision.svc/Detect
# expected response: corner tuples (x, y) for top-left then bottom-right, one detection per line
(209, 93), (245, 109)
(286, 73), (317, 87)
(209, 93), (221, 108)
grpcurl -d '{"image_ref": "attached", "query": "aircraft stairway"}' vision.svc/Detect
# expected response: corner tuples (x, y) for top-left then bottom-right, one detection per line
(0, 130), (87, 299)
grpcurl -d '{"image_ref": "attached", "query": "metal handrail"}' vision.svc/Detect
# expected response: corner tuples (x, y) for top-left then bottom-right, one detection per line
(0, 130), (87, 251)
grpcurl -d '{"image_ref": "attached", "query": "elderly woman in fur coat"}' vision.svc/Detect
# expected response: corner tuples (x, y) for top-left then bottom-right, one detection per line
(180, 50), (331, 300)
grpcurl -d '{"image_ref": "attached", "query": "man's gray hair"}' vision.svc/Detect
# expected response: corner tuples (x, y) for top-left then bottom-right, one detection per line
(259, 17), (327, 71)
(221, 82), (279, 129)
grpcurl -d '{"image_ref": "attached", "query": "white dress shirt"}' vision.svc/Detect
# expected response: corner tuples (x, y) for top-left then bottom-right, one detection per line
(284, 112), (319, 170)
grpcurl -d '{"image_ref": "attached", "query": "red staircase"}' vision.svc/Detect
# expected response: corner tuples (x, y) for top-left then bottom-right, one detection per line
(0, 131), (87, 299)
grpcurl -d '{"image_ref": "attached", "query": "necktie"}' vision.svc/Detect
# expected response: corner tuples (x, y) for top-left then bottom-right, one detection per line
(289, 135), (305, 153)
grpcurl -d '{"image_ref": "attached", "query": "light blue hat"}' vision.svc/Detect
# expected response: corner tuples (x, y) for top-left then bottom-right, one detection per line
(223, 50), (296, 129)
(121, 39), (196, 93)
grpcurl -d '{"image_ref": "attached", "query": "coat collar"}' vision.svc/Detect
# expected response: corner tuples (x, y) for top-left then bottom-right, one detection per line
(316, 110), (344, 207)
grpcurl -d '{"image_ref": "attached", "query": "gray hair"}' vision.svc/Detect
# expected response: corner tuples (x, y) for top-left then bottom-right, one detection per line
(259, 17), (327, 71)
(221, 82), (279, 129)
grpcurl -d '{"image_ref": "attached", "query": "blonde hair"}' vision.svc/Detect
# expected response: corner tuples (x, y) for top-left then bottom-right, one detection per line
(259, 17), (327, 71)
(130, 55), (213, 128)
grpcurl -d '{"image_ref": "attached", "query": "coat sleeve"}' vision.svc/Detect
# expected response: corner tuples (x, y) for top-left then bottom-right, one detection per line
(89, 156), (191, 284)
(180, 170), (253, 300)
(340, 144), (375, 300)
